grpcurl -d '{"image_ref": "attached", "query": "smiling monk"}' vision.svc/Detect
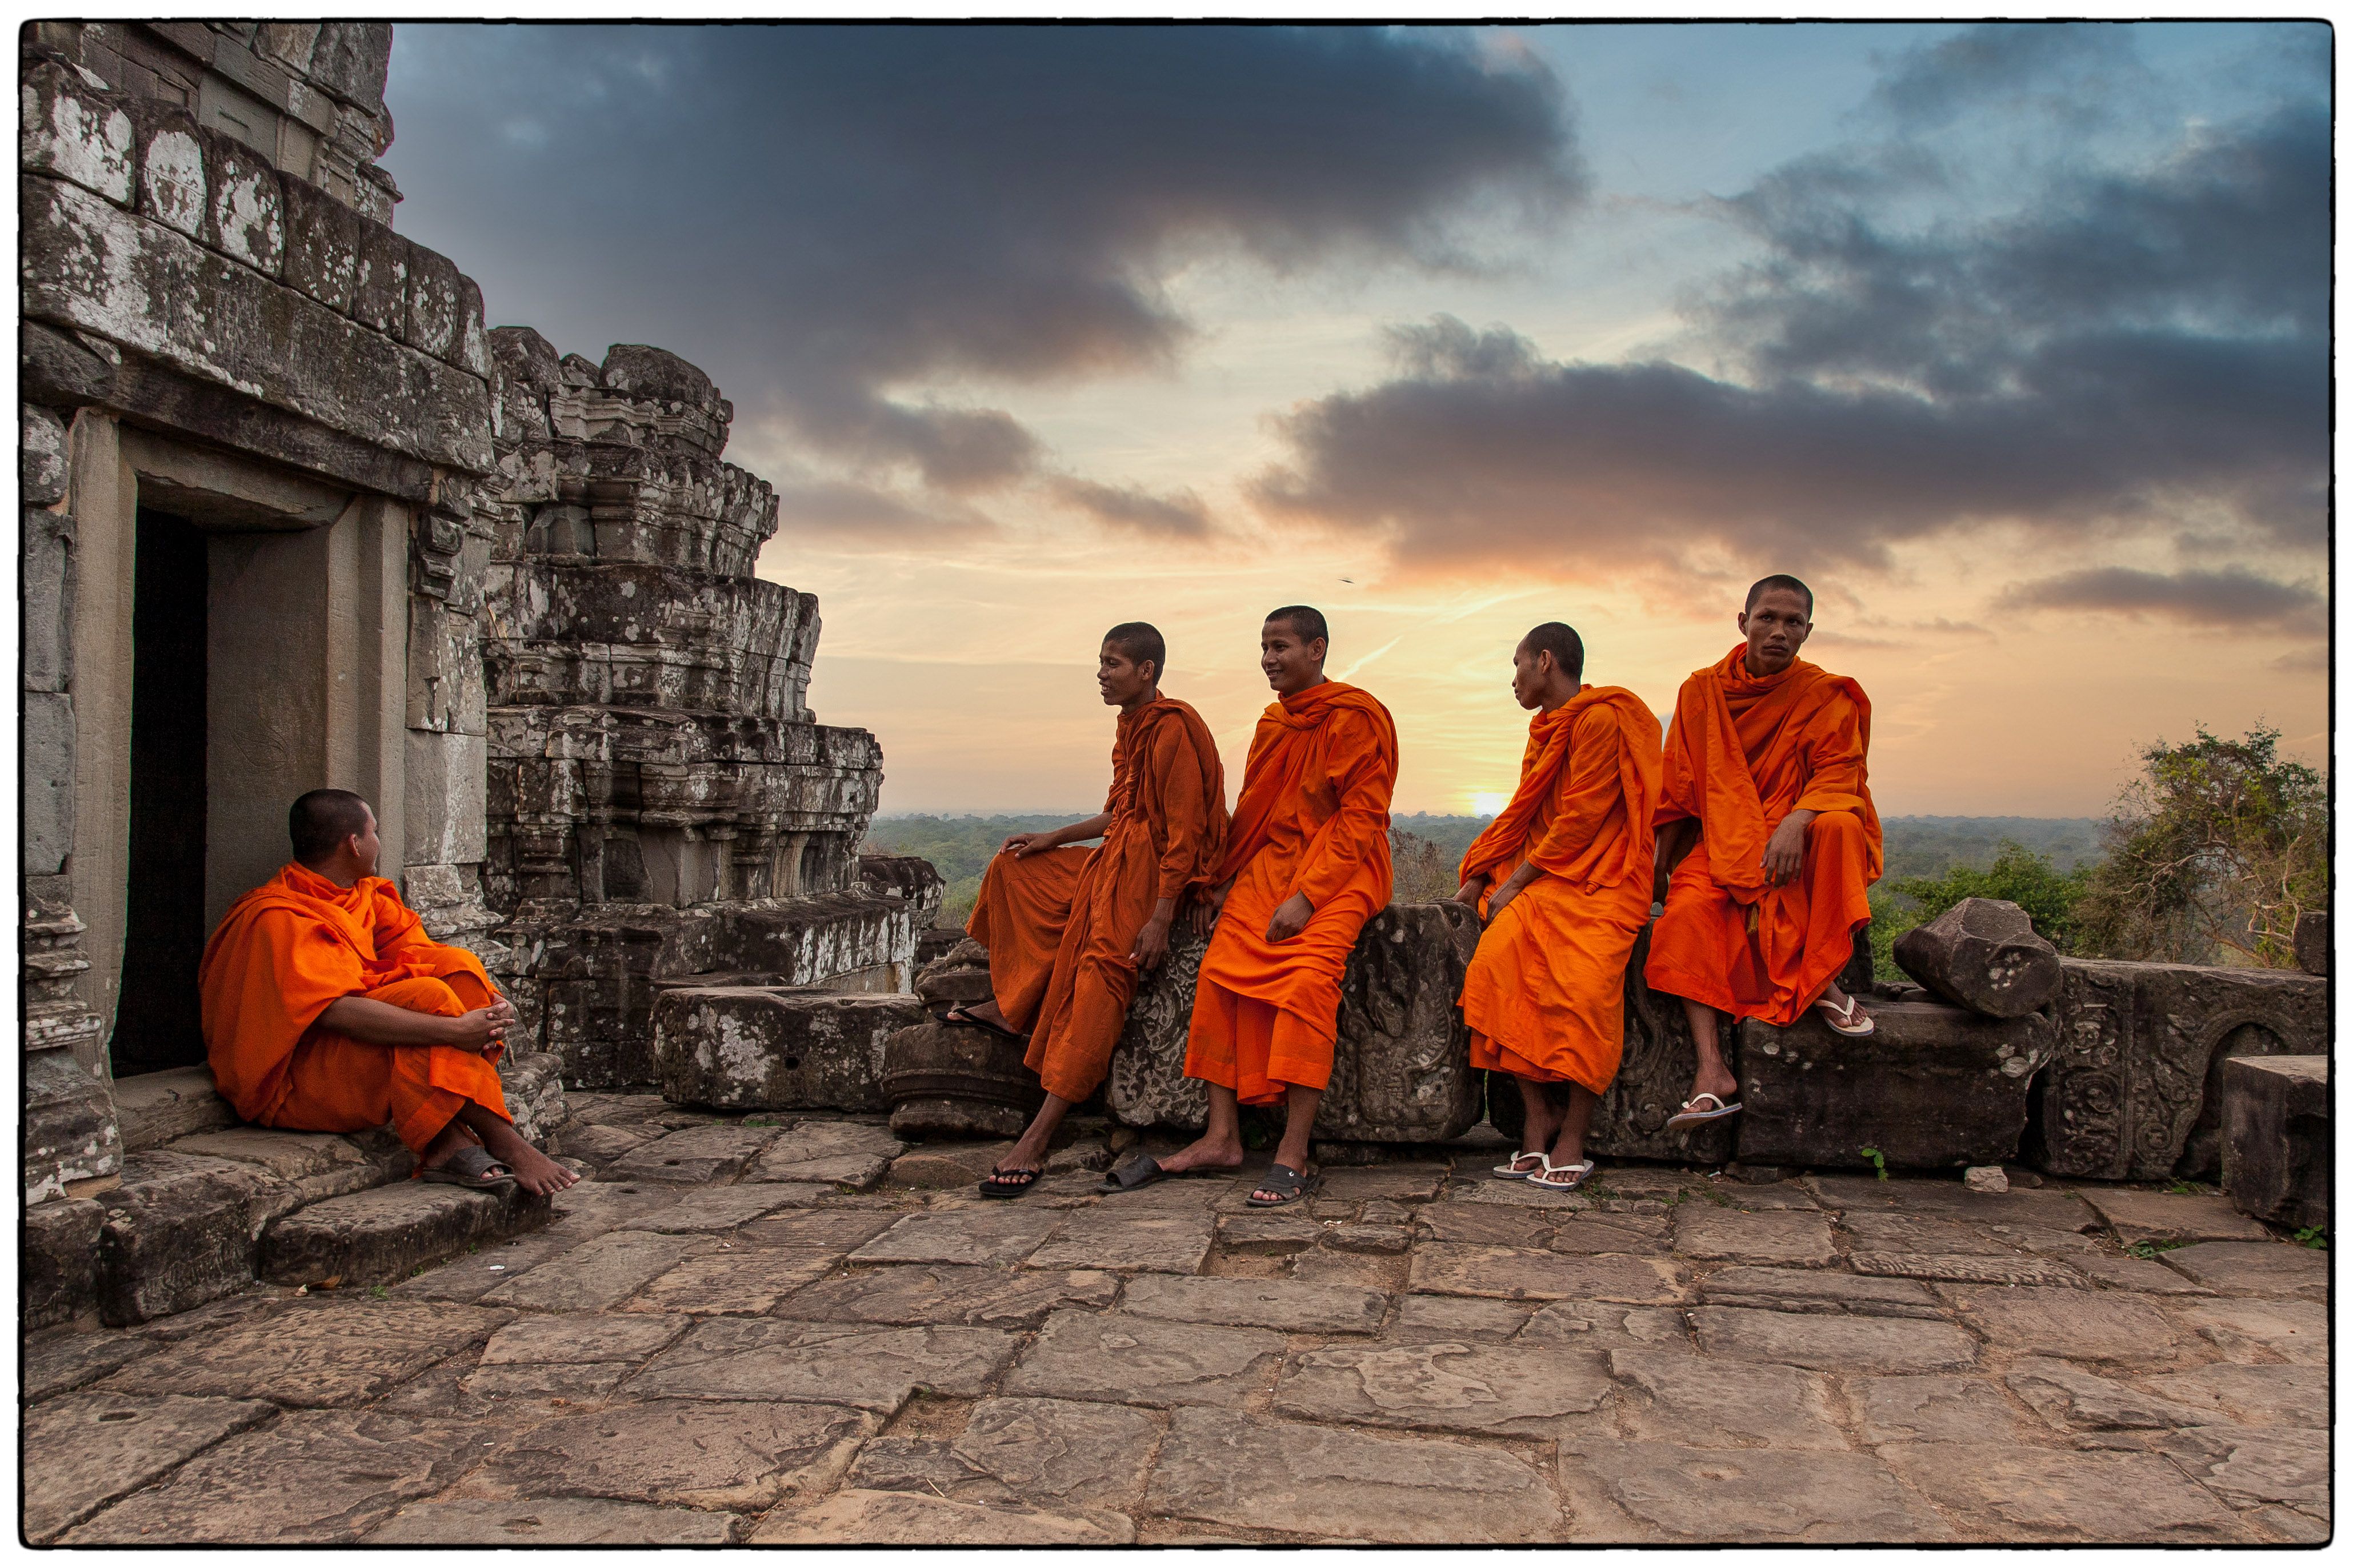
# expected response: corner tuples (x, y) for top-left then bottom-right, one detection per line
(1453, 623), (1662, 1190)
(199, 789), (576, 1194)
(952, 623), (1228, 1197)
(1107, 605), (1397, 1208)
(1645, 574), (1883, 1132)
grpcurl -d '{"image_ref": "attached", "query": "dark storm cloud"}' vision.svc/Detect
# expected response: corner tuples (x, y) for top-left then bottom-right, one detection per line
(1254, 51), (2328, 608)
(1998, 567), (2325, 635)
(1867, 21), (2148, 130)
(386, 25), (1580, 496)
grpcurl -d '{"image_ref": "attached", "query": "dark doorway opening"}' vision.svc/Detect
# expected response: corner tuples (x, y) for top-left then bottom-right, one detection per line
(112, 508), (210, 1076)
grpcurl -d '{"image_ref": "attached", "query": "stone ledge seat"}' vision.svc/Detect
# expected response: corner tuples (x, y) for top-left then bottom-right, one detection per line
(35, 1053), (568, 1328)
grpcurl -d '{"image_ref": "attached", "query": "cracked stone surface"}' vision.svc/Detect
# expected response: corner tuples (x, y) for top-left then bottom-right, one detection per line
(26, 1113), (2331, 1545)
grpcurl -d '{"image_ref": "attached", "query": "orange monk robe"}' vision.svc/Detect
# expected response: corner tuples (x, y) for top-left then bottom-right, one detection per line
(1184, 681), (1398, 1105)
(965, 699), (1228, 1101)
(199, 862), (513, 1158)
(1643, 645), (1883, 1028)
(1457, 686), (1664, 1093)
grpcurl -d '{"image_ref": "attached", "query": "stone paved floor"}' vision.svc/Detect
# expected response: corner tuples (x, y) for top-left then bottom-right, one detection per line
(23, 1098), (2332, 1545)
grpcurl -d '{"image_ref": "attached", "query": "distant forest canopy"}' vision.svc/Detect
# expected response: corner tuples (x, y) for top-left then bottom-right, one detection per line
(866, 812), (2107, 928)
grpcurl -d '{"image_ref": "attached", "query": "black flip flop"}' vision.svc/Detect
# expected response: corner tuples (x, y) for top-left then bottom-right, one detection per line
(979, 1166), (1041, 1200)
(1102, 1153), (1167, 1192)
(1245, 1162), (1313, 1208)
(939, 1004), (1025, 1043)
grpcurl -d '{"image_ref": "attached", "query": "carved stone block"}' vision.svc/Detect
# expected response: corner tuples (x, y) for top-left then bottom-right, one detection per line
(655, 988), (928, 1112)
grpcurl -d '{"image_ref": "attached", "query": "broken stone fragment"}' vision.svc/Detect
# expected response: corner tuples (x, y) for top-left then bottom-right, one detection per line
(1893, 898), (2063, 1018)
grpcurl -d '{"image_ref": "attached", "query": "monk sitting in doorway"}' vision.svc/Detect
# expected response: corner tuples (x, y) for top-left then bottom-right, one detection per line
(198, 789), (577, 1195)
(1453, 622), (1662, 1190)
(947, 623), (1228, 1198)
(1107, 606), (1397, 1207)
(1645, 574), (1883, 1131)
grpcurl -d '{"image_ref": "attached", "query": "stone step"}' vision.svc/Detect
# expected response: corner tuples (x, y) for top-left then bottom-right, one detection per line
(112, 1065), (236, 1153)
(259, 1180), (550, 1288)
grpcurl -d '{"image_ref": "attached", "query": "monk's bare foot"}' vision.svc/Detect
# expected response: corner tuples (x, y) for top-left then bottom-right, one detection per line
(473, 1119), (579, 1196)
(1684, 1066), (1739, 1106)
(1157, 1134), (1245, 1175)
(1812, 983), (1874, 1034)
(999, 1128), (1053, 1176)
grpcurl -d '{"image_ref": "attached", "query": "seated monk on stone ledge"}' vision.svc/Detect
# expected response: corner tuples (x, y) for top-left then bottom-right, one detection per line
(949, 623), (1228, 1198)
(198, 789), (577, 1195)
(1453, 622), (1661, 1191)
(1645, 574), (1883, 1132)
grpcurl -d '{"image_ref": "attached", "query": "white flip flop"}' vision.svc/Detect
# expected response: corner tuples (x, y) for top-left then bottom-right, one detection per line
(1814, 993), (1876, 1037)
(1665, 1092), (1744, 1130)
(1530, 1156), (1597, 1191)
(1491, 1150), (1546, 1181)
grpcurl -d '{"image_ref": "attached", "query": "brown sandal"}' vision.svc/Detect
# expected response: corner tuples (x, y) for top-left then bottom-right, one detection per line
(421, 1145), (518, 1189)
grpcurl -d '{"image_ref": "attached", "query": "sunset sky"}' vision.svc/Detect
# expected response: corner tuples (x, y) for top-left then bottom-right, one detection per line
(385, 21), (2328, 817)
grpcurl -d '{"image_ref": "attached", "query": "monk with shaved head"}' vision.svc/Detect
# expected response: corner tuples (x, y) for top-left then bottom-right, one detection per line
(199, 790), (576, 1193)
(1454, 622), (1662, 1189)
(1646, 575), (1883, 1130)
(1107, 606), (1398, 1207)
(952, 624), (1228, 1196)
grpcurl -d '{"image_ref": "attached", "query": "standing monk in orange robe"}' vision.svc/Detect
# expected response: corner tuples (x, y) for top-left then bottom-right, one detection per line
(199, 789), (577, 1194)
(1107, 606), (1396, 1208)
(949, 623), (1228, 1197)
(1645, 574), (1883, 1130)
(1452, 622), (1662, 1190)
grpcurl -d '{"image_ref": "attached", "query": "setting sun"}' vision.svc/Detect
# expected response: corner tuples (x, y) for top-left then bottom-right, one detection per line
(1467, 791), (1510, 817)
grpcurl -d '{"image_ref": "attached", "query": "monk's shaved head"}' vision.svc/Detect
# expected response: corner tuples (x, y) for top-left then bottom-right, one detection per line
(290, 789), (372, 863)
(1522, 622), (1584, 684)
(1744, 574), (1814, 617)
(1265, 605), (1328, 645)
(1103, 621), (1165, 679)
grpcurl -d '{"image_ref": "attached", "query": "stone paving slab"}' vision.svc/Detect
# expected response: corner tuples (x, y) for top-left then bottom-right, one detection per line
(1147, 1406), (1562, 1543)
(1610, 1349), (1847, 1449)
(599, 1123), (779, 1185)
(102, 1300), (510, 1407)
(1028, 1209), (1214, 1273)
(1216, 1209), (1326, 1253)
(1877, 1441), (2254, 1542)
(2159, 1425), (2330, 1507)
(62, 1410), (487, 1543)
(1844, 1373), (2036, 1444)
(2162, 1298), (2328, 1365)
(633, 1318), (1019, 1410)
(2140, 1362), (2327, 1429)
(1385, 1293), (1532, 1342)
(2159, 1241), (2327, 1298)
(746, 1121), (904, 1188)
(366, 1495), (746, 1544)
(479, 1230), (713, 1312)
(391, 1228), (591, 1304)
(2072, 1253), (2214, 1293)
(481, 1397), (874, 1509)
(1005, 1310), (1285, 1409)
(1289, 1248), (1407, 1290)
(1120, 1274), (1387, 1334)
(23, 1332), (147, 1401)
(845, 1397), (1161, 1511)
(1408, 1243), (1684, 1302)
(1518, 1302), (1688, 1350)
(2078, 1189), (2274, 1246)
(1698, 1265), (1946, 1318)
(1272, 1340), (1610, 1435)
(1414, 1198), (1559, 1245)
(613, 1183), (830, 1231)
(23, 1391), (276, 1542)
(479, 1311), (690, 1365)
(741, 1206), (902, 1252)
(1939, 1284), (2180, 1365)
(1689, 1306), (1976, 1373)
(623, 1248), (838, 1315)
(778, 1263), (1119, 1327)
(1548, 1212), (1672, 1254)
(850, 1208), (1059, 1266)
(1672, 1206), (1838, 1266)
(2004, 1357), (2213, 1433)
(1850, 1250), (2090, 1287)
(1554, 1434), (1944, 1543)
(751, 1487), (1137, 1544)
(1807, 1177), (2098, 1233)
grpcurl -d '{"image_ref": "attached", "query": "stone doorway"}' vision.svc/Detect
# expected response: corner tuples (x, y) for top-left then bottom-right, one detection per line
(110, 507), (212, 1076)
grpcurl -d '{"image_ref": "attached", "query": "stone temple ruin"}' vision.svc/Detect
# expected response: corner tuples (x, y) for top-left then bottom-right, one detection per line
(17, 24), (2331, 1336)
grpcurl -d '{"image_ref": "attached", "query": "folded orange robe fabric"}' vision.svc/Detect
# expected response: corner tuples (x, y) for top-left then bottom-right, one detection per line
(1184, 681), (1397, 1104)
(1643, 645), (1882, 1027)
(968, 698), (1228, 1102)
(199, 862), (512, 1157)
(1458, 686), (1663, 1092)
